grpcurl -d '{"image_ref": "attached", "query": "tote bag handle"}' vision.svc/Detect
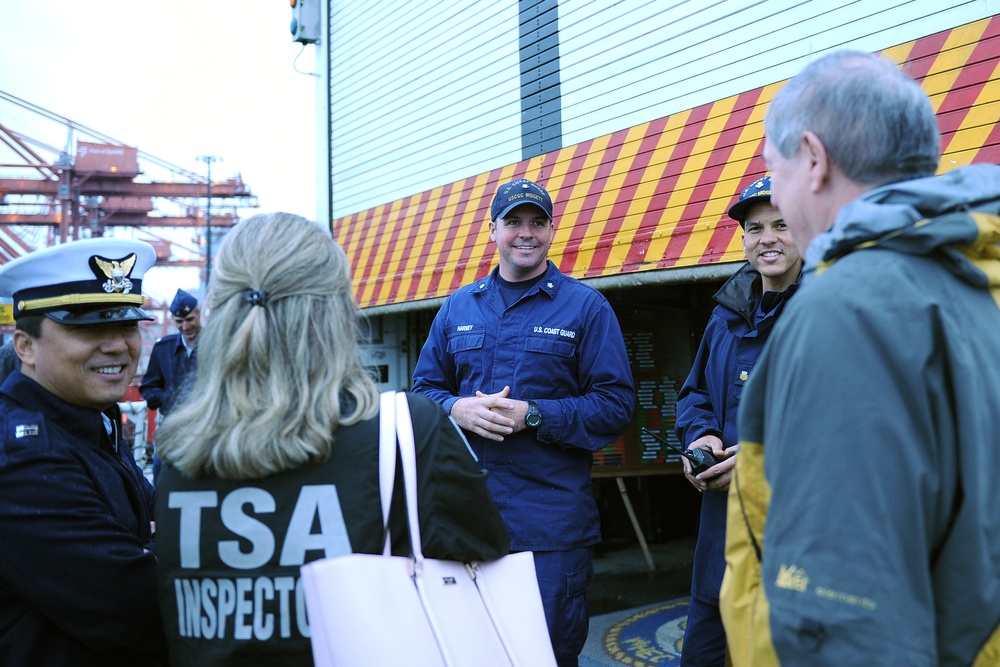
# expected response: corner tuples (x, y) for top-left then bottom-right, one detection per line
(379, 390), (428, 564)
(378, 390), (398, 556)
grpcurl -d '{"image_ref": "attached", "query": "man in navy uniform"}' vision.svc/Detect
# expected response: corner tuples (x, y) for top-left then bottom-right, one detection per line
(140, 288), (200, 483)
(0, 238), (167, 666)
(675, 176), (801, 666)
(413, 178), (636, 666)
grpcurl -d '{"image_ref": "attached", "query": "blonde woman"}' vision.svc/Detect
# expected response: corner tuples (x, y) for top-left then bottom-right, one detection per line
(154, 212), (509, 666)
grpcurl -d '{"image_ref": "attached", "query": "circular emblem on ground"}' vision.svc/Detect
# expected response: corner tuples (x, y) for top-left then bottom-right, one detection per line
(602, 599), (687, 666)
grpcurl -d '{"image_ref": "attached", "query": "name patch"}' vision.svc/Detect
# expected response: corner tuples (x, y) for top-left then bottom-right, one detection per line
(532, 326), (576, 339)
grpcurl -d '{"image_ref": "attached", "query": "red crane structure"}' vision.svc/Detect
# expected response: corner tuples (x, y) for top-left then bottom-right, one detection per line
(0, 90), (258, 265)
(0, 90), (263, 456)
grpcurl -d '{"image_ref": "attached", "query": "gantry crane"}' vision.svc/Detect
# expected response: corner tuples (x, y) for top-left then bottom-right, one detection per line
(0, 90), (258, 265)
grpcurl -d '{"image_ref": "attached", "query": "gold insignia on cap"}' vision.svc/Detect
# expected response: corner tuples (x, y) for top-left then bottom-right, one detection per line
(92, 253), (138, 294)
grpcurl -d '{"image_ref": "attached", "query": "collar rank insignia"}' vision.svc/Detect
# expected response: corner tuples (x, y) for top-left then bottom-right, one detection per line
(90, 253), (138, 294)
(739, 370), (749, 381)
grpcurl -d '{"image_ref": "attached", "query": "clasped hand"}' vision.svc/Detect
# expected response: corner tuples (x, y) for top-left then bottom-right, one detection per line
(449, 385), (526, 441)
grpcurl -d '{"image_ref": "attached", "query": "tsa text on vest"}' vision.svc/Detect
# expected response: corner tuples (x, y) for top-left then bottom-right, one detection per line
(167, 485), (353, 641)
(173, 575), (309, 640)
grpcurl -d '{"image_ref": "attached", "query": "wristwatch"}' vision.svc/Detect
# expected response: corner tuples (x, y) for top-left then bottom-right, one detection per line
(525, 400), (542, 430)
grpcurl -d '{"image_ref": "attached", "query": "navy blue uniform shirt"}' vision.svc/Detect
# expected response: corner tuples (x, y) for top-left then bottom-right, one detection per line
(140, 332), (196, 414)
(412, 261), (636, 550)
(675, 262), (798, 602)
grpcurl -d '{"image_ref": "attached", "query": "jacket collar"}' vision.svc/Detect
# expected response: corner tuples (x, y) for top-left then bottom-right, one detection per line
(714, 262), (762, 320)
(714, 262), (801, 324)
(1, 371), (116, 449)
(472, 260), (562, 298)
(168, 332), (194, 355)
(807, 164), (1000, 278)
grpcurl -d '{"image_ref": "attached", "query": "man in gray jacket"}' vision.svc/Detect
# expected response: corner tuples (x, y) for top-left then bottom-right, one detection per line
(721, 49), (1000, 666)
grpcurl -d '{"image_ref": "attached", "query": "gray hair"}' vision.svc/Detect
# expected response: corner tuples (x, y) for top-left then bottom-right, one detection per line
(765, 50), (941, 186)
(156, 212), (379, 480)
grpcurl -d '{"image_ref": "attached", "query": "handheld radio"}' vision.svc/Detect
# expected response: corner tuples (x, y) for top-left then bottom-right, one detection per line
(641, 427), (720, 475)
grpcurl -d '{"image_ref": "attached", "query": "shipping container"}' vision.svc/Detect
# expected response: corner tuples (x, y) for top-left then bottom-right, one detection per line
(75, 141), (139, 175)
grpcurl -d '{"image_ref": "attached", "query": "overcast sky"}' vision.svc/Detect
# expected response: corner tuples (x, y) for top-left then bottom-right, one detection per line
(0, 1), (319, 303)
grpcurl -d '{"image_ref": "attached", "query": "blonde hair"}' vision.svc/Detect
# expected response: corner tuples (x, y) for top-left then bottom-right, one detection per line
(156, 212), (379, 480)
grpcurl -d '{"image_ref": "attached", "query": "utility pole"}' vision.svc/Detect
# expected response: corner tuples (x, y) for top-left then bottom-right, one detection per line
(196, 155), (222, 286)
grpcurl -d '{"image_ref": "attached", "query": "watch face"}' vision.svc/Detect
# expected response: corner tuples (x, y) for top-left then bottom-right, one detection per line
(526, 403), (541, 428)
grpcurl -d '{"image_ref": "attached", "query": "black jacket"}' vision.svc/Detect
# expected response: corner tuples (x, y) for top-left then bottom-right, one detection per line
(0, 372), (167, 666)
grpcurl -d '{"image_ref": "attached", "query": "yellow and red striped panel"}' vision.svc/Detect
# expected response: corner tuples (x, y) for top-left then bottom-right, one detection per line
(337, 15), (1000, 310)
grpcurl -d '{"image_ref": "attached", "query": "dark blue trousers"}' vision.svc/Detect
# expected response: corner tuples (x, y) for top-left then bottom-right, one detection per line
(531, 547), (594, 667)
(680, 592), (726, 666)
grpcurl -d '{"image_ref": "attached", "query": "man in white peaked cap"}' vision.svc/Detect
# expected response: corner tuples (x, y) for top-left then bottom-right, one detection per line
(0, 238), (168, 666)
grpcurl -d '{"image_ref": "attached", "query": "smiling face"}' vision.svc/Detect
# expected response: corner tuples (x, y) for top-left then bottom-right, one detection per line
(15, 317), (141, 410)
(742, 200), (802, 292)
(489, 203), (555, 281)
(173, 308), (201, 345)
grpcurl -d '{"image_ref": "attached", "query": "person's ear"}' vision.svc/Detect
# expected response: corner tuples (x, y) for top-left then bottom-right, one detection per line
(802, 131), (830, 193)
(13, 330), (35, 368)
(489, 220), (496, 241)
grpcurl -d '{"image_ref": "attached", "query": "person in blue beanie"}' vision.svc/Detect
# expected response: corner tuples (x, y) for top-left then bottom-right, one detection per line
(675, 176), (801, 666)
(140, 287), (200, 484)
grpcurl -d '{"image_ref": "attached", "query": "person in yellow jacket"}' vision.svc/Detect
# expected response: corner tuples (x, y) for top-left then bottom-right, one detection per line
(721, 49), (1000, 666)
